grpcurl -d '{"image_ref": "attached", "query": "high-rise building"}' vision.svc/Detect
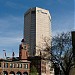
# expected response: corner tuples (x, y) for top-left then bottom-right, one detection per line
(24, 7), (51, 56)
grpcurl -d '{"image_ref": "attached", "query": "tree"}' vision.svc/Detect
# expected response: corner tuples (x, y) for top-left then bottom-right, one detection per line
(41, 32), (74, 75)
(51, 32), (74, 75)
(30, 65), (38, 75)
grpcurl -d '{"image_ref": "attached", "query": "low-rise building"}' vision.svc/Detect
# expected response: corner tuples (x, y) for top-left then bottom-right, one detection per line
(0, 58), (30, 75)
(0, 39), (30, 75)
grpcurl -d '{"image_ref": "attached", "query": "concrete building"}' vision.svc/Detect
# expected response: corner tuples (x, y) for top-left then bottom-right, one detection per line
(24, 7), (51, 56)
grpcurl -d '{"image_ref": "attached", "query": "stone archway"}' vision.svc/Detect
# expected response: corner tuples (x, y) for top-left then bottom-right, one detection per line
(16, 71), (22, 75)
(3, 71), (8, 75)
(23, 72), (28, 75)
(10, 71), (15, 75)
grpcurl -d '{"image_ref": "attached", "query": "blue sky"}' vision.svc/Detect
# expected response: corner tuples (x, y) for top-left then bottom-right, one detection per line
(0, 0), (74, 58)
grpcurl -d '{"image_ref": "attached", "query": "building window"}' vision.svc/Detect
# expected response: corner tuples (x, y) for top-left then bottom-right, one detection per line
(24, 64), (28, 69)
(13, 63), (15, 68)
(19, 64), (22, 68)
(5, 63), (8, 68)
(31, 11), (36, 14)
(0, 62), (1, 67)
(10, 63), (13, 68)
(24, 45), (26, 50)
(4, 63), (5, 68)
(16, 64), (19, 68)
(50, 68), (54, 71)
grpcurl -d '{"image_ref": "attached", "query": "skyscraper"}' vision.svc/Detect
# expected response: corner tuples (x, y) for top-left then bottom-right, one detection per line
(24, 7), (51, 56)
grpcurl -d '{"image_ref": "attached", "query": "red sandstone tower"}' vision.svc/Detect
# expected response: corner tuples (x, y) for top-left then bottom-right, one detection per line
(19, 39), (29, 60)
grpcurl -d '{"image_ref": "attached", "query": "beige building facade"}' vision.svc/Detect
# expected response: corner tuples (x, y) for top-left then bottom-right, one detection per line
(24, 7), (51, 56)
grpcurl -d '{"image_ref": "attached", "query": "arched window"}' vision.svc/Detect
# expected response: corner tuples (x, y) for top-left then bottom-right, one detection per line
(23, 72), (28, 75)
(3, 71), (8, 75)
(16, 71), (22, 75)
(10, 71), (15, 75)
(24, 64), (28, 69)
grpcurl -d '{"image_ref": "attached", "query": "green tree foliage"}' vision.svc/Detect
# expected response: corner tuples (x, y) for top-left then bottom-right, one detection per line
(30, 65), (38, 75)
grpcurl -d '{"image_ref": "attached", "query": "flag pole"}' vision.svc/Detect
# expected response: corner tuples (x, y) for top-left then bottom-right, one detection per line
(2, 50), (6, 75)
